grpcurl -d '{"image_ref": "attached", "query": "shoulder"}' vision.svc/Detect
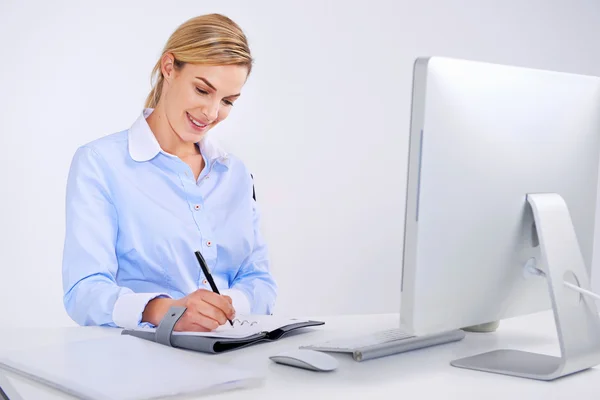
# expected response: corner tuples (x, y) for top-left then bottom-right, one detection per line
(226, 152), (251, 175)
(68, 130), (128, 176)
(202, 137), (256, 193)
(203, 136), (252, 176)
(78, 130), (128, 160)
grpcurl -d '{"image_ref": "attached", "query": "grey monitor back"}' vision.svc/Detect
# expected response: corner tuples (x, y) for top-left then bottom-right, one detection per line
(401, 56), (600, 336)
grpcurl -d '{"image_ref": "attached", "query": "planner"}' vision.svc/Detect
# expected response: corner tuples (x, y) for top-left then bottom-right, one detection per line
(0, 334), (261, 400)
(121, 306), (325, 353)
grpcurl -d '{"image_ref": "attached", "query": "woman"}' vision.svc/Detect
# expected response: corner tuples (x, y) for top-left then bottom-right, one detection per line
(62, 14), (277, 332)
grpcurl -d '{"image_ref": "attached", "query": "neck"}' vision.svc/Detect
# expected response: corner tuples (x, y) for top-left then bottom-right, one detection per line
(146, 105), (199, 158)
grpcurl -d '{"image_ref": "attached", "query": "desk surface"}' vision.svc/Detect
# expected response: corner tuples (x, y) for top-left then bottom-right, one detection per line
(0, 311), (598, 400)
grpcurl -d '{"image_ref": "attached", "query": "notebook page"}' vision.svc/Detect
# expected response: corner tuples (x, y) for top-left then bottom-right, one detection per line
(133, 315), (310, 339)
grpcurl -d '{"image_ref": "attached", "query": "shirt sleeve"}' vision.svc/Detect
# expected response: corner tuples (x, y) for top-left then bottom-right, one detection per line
(227, 180), (278, 315)
(61, 146), (170, 329)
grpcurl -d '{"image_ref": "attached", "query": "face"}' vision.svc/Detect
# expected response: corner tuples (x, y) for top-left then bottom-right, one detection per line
(159, 54), (248, 143)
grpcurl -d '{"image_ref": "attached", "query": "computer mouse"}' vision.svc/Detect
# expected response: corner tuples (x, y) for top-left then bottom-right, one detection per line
(269, 349), (338, 372)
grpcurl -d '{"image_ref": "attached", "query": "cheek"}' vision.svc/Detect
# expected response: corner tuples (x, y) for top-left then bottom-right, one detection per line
(165, 85), (186, 115)
(168, 84), (194, 108)
(215, 108), (232, 124)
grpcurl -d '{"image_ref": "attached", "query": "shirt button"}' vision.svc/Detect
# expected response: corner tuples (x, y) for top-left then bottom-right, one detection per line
(202, 279), (208, 285)
(206, 240), (212, 247)
(194, 204), (200, 210)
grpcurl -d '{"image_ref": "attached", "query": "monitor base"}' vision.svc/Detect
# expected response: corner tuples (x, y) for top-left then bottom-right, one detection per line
(451, 193), (600, 380)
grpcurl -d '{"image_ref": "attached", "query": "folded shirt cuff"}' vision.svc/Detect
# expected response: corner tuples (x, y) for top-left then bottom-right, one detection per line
(112, 292), (170, 329)
(221, 288), (251, 316)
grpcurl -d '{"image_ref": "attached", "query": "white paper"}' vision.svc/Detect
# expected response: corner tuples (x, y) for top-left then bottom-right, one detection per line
(0, 335), (261, 400)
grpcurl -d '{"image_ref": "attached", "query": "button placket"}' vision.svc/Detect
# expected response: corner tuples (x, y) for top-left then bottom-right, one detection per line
(191, 168), (217, 288)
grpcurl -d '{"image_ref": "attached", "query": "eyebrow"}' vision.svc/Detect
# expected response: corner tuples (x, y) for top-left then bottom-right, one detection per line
(195, 77), (240, 98)
(195, 77), (216, 90)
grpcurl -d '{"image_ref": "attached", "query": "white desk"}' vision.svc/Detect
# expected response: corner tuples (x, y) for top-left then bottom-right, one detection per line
(0, 310), (598, 399)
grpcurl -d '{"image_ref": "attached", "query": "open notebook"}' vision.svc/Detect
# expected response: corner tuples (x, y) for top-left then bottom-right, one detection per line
(121, 314), (324, 353)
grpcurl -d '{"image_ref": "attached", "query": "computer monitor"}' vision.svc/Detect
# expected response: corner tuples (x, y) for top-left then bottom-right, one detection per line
(400, 56), (600, 380)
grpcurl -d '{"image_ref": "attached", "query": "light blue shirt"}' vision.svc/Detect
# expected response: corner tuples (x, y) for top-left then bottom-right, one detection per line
(62, 108), (277, 329)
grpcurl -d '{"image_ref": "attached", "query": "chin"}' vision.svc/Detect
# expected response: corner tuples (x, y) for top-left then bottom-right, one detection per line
(178, 122), (211, 143)
(179, 131), (206, 144)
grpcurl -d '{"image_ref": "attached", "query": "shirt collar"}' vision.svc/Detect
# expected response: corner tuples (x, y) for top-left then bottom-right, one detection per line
(128, 108), (230, 168)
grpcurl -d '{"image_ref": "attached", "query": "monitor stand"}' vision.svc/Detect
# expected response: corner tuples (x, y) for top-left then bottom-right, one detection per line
(450, 193), (600, 380)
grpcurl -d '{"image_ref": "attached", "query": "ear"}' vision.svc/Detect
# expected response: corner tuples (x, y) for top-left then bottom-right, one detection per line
(160, 53), (176, 82)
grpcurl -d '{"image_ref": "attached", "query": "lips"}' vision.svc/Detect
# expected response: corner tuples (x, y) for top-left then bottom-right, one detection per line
(186, 112), (209, 129)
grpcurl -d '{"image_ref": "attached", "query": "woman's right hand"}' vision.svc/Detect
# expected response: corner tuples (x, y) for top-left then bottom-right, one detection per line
(142, 289), (235, 331)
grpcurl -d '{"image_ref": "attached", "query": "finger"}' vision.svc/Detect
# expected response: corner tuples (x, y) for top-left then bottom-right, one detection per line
(198, 291), (235, 318)
(186, 319), (216, 332)
(191, 290), (235, 320)
(176, 321), (212, 332)
(173, 318), (211, 332)
(194, 300), (229, 326)
(222, 296), (236, 317)
(172, 313), (213, 332)
(172, 304), (221, 332)
(190, 305), (223, 331)
(182, 310), (222, 331)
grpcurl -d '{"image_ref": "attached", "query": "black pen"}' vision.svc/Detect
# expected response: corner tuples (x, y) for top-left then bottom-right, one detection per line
(194, 250), (234, 327)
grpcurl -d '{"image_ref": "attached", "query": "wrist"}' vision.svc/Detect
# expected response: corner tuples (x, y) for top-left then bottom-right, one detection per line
(142, 297), (175, 326)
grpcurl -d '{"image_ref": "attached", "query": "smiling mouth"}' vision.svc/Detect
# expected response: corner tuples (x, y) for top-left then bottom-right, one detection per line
(187, 112), (208, 128)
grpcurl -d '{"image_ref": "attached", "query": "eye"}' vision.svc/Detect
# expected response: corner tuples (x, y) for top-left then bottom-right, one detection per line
(222, 99), (234, 106)
(195, 87), (209, 95)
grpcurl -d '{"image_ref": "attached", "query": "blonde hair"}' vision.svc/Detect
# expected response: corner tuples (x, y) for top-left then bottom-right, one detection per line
(145, 14), (253, 108)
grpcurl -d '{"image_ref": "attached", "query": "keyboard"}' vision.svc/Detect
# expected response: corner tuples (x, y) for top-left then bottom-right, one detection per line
(301, 328), (466, 361)
(307, 329), (415, 351)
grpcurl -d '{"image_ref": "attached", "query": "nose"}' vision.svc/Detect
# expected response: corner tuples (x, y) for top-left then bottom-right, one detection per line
(201, 99), (219, 123)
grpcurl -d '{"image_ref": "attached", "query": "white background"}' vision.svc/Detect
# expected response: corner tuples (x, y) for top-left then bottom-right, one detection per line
(1, 0), (599, 328)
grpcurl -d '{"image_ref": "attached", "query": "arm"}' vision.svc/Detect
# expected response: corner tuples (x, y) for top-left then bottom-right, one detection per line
(62, 146), (169, 329)
(223, 179), (278, 315)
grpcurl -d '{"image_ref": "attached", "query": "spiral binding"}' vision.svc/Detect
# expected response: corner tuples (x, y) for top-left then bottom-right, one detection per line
(232, 318), (258, 326)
